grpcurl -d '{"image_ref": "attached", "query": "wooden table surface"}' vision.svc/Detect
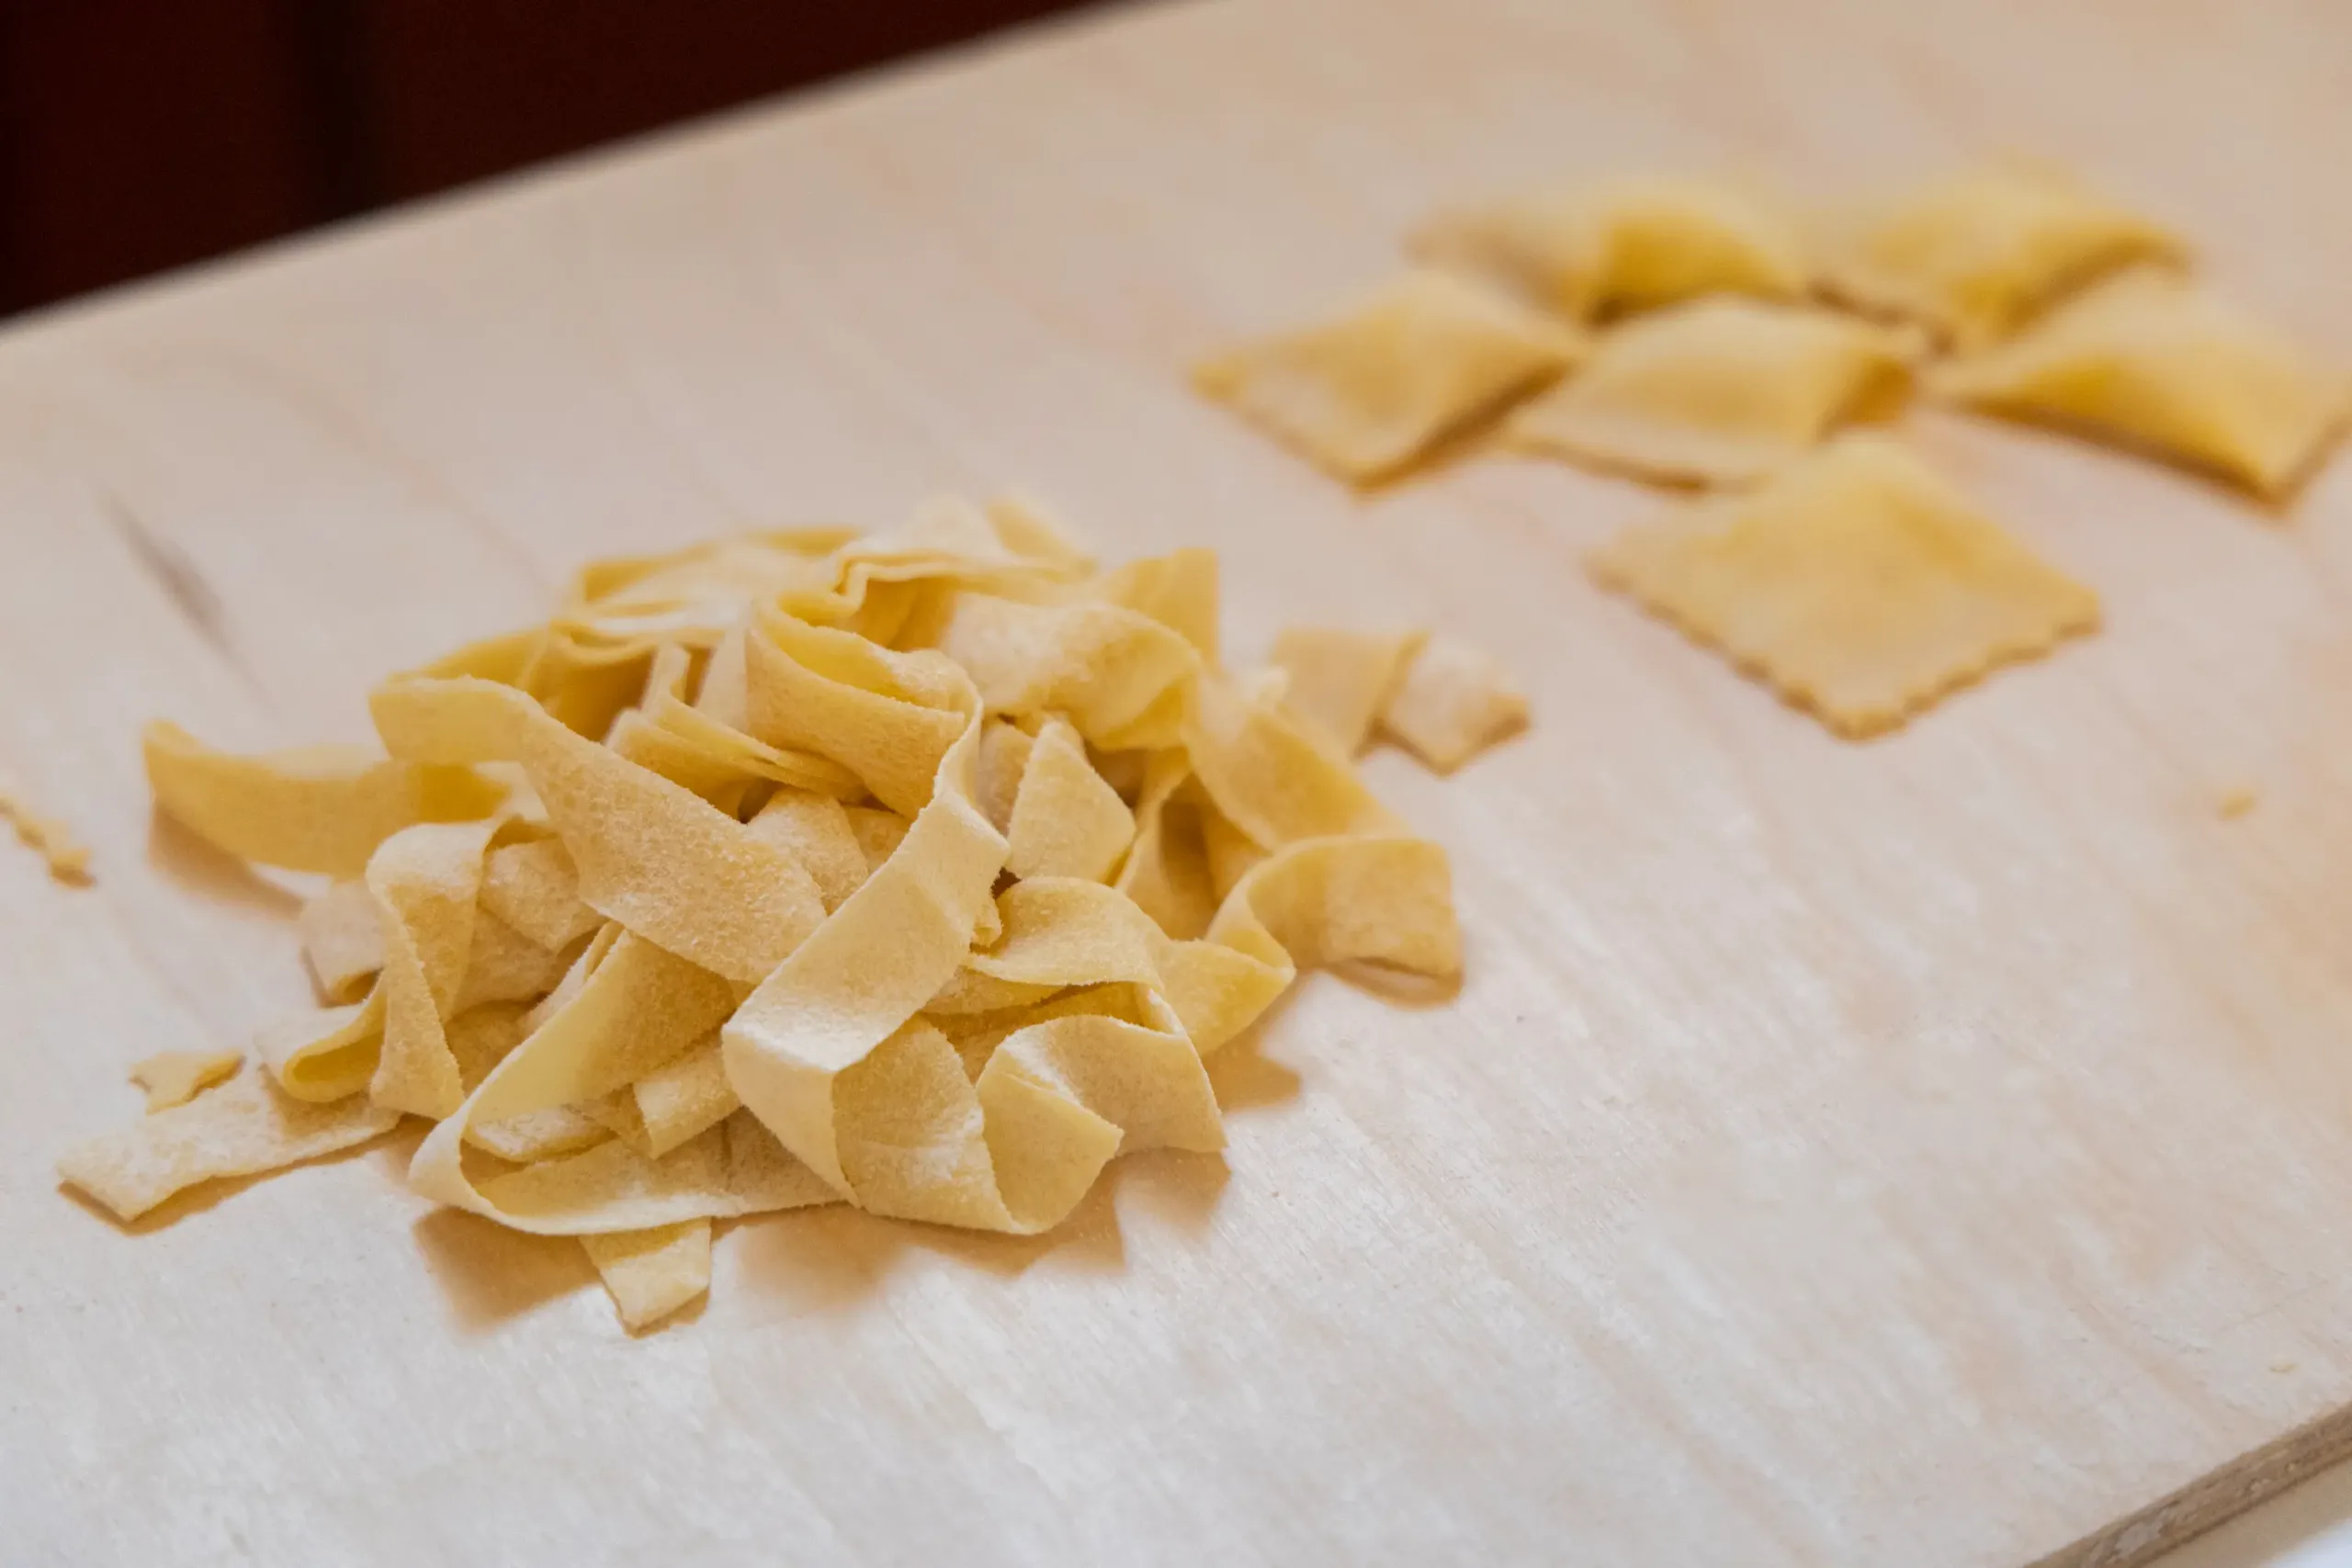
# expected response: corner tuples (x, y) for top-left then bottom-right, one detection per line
(6, 1), (2352, 1562)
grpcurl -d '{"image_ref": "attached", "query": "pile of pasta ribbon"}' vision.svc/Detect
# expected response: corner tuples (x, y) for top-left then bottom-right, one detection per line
(62, 500), (1523, 1329)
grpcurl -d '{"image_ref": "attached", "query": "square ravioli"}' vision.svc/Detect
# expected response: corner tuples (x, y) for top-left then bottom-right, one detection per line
(1588, 434), (2098, 737)
(1822, 161), (2185, 349)
(1932, 268), (2351, 501)
(1504, 296), (1917, 487)
(1410, 175), (1809, 321)
(1194, 269), (1585, 485)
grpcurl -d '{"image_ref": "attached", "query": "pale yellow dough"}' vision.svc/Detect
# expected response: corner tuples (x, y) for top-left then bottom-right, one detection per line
(1380, 637), (1530, 773)
(1411, 175), (1809, 320)
(75, 502), (1496, 1330)
(1932, 268), (2350, 501)
(128, 1049), (244, 1113)
(60, 1066), (399, 1222)
(1589, 435), (2099, 737)
(298, 879), (385, 1004)
(1505, 297), (1917, 487)
(1268, 627), (1427, 756)
(582, 1220), (714, 1331)
(0, 785), (91, 884)
(1194, 269), (1586, 484)
(1822, 161), (2186, 349)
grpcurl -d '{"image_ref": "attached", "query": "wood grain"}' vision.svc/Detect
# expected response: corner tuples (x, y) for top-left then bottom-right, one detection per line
(4, 1), (2351, 1562)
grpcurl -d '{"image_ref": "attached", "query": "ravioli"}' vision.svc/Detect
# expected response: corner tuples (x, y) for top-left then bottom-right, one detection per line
(1821, 161), (2186, 349)
(1505, 297), (1917, 487)
(1589, 435), (2099, 736)
(1932, 268), (2350, 500)
(298, 879), (386, 1004)
(1193, 269), (1586, 484)
(1410, 175), (1809, 321)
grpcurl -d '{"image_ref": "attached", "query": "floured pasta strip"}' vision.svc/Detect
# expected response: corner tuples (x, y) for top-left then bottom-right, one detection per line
(70, 500), (1506, 1328)
(1, 784), (92, 884)
(1931, 269), (2351, 501)
(1820, 160), (2186, 349)
(1410, 175), (1809, 321)
(1267, 627), (1527, 772)
(583, 1220), (713, 1331)
(144, 721), (506, 876)
(60, 1066), (400, 1222)
(1504, 297), (1918, 488)
(1003, 717), (1134, 882)
(1268, 627), (1426, 755)
(299, 879), (385, 1003)
(1589, 434), (2098, 736)
(1194, 268), (1586, 485)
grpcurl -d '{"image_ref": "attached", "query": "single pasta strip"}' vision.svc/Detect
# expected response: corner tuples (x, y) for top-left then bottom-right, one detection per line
(582, 1220), (714, 1331)
(143, 720), (505, 876)
(299, 879), (385, 1003)
(1267, 626), (1427, 756)
(477, 837), (603, 953)
(746, 789), (871, 913)
(632, 1036), (741, 1158)
(367, 816), (507, 1119)
(59, 1066), (401, 1223)
(454, 911), (574, 1013)
(933, 593), (1199, 750)
(1004, 717), (1135, 883)
(1184, 671), (1399, 849)
(1379, 637), (1530, 773)
(256, 995), (383, 1103)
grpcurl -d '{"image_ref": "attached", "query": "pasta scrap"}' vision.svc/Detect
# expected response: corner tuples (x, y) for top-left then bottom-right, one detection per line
(1194, 269), (1586, 485)
(1380, 637), (1530, 773)
(1931, 269), (2351, 501)
(128, 1049), (243, 1112)
(59, 1066), (400, 1223)
(1266, 626), (1525, 772)
(1589, 434), (2098, 736)
(1268, 627), (1426, 756)
(1, 785), (92, 884)
(1410, 175), (1809, 321)
(582, 1220), (713, 1332)
(1003, 716), (1135, 883)
(1821, 161), (2186, 349)
(67, 502), (1498, 1329)
(1504, 296), (1917, 487)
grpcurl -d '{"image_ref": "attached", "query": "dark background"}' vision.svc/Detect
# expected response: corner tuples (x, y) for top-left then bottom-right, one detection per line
(0, 0), (1097, 318)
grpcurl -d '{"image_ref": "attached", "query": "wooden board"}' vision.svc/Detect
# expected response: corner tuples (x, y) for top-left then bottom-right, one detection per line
(5, 1), (2351, 1562)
